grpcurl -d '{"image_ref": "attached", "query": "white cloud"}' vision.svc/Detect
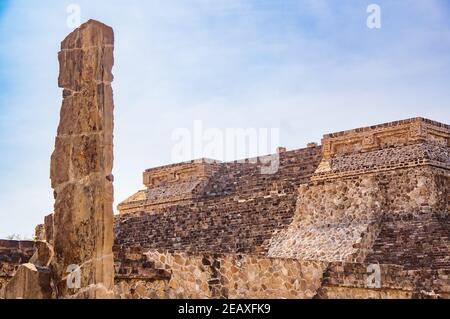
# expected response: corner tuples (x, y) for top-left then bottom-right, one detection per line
(0, 0), (449, 237)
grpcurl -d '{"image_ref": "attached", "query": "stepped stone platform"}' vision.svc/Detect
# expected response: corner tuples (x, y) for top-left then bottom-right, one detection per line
(3, 117), (449, 299)
(110, 117), (448, 298)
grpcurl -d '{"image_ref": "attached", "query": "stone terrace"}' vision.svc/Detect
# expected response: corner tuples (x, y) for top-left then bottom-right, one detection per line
(114, 146), (322, 254)
(21, 117), (450, 298)
(0, 240), (35, 292)
(114, 117), (449, 270)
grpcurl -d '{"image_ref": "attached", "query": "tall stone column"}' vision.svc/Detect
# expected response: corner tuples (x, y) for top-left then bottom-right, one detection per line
(50, 20), (115, 298)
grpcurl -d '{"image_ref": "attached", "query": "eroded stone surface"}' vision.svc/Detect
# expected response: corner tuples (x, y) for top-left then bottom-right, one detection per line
(29, 241), (54, 268)
(3, 263), (53, 299)
(50, 19), (115, 298)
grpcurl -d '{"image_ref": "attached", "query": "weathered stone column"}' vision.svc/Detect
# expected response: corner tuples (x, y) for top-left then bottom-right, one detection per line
(50, 20), (114, 298)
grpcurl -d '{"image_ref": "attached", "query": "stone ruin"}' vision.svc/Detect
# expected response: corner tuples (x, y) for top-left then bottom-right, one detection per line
(1, 19), (115, 299)
(0, 20), (449, 299)
(112, 117), (449, 299)
(51, 19), (115, 298)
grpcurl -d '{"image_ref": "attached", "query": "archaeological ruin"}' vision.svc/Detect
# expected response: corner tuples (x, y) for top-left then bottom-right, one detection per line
(0, 20), (449, 299)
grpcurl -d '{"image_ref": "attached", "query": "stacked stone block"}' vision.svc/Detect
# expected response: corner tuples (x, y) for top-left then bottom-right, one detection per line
(50, 19), (115, 297)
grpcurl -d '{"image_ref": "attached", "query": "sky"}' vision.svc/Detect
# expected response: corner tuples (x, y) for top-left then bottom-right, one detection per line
(0, 0), (449, 238)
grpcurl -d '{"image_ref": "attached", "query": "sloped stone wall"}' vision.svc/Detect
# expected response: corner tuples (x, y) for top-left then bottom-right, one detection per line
(117, 146), (322, 215)
(268, 165), (449, 267)
(267, 175), (384, 261)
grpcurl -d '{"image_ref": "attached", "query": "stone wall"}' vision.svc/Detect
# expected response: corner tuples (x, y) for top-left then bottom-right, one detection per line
(115, 146), (322, 254)
(115, 193), (298, 255)
(318, 262), (450, 299)
(7, 117), (448, 299)
(3, 241), (448, 299)
(118, 159), (222, 214)
(113, 248), (450, 299)
(265, 117), (449, 268)
(268, 166), (449, 267)
(0, 240), (34, 292)
(267, 174), (384, 262)
(320, 117), (449, 160)
(117, 146), (322, 215)
(114, 248), (327, 299)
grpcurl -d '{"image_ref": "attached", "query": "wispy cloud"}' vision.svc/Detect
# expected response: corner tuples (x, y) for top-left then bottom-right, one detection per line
(0, 0), (449, 237)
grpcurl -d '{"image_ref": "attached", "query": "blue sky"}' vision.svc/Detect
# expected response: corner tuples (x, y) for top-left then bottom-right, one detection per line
(0, 0), (449, 238)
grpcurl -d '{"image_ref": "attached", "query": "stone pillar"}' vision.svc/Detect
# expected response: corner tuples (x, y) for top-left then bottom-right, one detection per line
(50, 20), (115, 298)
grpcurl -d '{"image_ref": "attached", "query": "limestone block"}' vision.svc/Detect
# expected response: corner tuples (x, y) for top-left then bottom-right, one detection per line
(58, 20), (114, 91)
(50, 19), (115, 298)
(57, 86), (105, 136)
(29, 241), (54, 267)
(4, 263), (53, 299)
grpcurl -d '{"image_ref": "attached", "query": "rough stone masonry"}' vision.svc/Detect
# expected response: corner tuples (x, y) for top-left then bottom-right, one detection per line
(113, 117), (449, 299)
(50, 19), (115, 298)
(1, 20), (449, 299)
